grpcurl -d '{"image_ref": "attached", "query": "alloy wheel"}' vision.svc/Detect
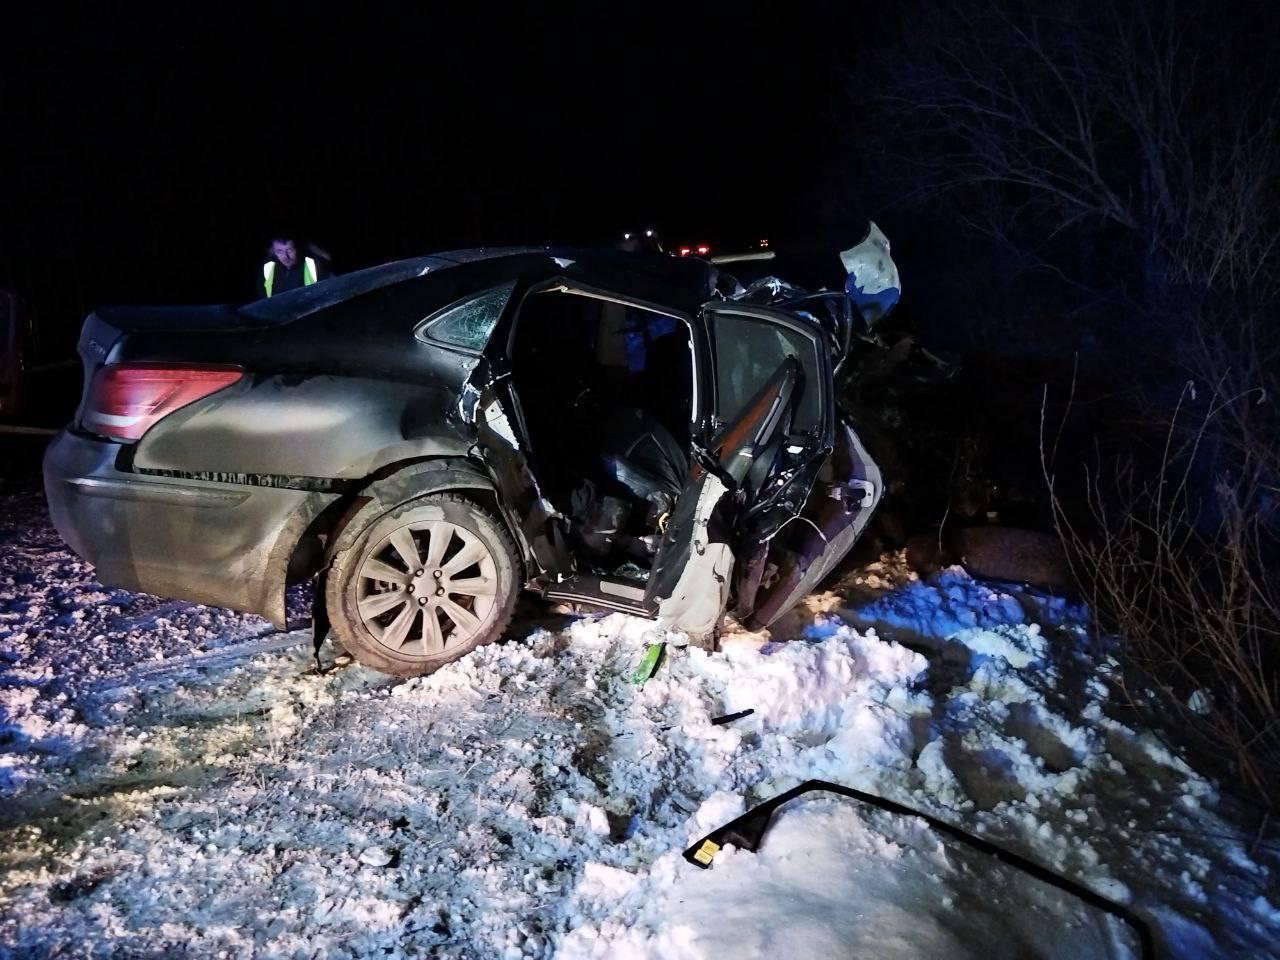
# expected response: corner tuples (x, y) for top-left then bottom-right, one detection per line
(356, 520), (498, 655)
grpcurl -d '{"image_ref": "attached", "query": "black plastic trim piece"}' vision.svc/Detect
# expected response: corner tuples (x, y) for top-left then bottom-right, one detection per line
(134, 467), (360, 494)
(683, 779), (1154, 960)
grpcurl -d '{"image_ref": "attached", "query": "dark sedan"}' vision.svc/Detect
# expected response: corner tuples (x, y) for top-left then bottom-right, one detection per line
(44, 246), (883, 676)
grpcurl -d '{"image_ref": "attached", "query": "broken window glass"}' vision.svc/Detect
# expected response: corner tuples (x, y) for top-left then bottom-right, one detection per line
(713, 313), (822, 433)
(421, 283), (515, 351)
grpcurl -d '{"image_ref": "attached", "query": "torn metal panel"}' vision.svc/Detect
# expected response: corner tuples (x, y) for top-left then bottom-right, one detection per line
(746, 422), (882, 628)
(639, 372), (776, 641)
(654, 473), (733, 644)
(469, 380), (573, 579)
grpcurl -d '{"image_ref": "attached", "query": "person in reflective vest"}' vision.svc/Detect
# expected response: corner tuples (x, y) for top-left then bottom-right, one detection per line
(261, 236), (326, 297)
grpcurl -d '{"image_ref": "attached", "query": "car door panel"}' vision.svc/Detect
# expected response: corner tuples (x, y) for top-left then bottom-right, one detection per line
(744, 421), (882, 628)
(644, 357), (800, 641)
(699, 302), (882, 630)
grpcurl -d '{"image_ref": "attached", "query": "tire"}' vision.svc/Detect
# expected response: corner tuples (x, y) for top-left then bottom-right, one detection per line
(326, 493), (520, 678)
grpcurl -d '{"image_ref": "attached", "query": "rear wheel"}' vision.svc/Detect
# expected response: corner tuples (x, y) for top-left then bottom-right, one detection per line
(326, 494), (520, 677)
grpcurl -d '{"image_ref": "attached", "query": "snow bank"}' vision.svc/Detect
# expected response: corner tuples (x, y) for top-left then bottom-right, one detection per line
(1, 494), (1276, 960)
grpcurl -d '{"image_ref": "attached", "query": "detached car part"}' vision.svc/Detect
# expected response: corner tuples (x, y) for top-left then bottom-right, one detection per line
(683, 779), (1153, 960)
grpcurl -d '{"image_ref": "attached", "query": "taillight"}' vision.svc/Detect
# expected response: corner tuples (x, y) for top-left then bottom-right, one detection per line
(82, 363), (243, 441)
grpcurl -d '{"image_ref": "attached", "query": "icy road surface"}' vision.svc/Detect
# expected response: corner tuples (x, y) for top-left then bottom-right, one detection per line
(1, 489), (1277, 959)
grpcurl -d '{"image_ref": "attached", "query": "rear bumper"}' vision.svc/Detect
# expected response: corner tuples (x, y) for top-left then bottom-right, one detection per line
(43, 430), (338, 627)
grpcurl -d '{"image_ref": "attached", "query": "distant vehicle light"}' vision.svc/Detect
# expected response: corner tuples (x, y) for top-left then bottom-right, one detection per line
(623, 232), (632, 240)
(678, 247), (692, 257)
(645, 229), (654, 237)
(696, 245), (711, 255)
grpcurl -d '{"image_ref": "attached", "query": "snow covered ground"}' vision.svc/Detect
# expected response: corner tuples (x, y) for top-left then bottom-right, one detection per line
(1, 486), (1278, 959)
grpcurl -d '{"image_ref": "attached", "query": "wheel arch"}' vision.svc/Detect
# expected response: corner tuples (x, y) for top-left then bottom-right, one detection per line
(324, 490), (523, 677)
(273, 457), (531, 624)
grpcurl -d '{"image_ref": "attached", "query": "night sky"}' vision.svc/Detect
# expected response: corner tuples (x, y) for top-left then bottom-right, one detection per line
(2, 3), (877, 334)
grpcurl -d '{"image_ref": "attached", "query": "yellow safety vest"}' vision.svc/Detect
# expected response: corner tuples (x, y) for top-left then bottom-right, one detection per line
(263, 256), (318, 297)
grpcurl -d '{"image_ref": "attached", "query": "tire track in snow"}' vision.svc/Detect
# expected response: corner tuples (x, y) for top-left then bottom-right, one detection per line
(88, 629), (312, 694)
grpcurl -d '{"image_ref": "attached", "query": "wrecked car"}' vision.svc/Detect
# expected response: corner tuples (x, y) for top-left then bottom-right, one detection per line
(43, 243), (886, 676)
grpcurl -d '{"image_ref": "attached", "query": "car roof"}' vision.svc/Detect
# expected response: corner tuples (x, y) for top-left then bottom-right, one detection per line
(548, 248), (730, 313)
(239, 246), (730, 324)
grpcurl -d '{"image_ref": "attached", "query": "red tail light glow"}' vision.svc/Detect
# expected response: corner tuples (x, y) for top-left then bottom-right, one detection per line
(82, 363), (244, 441)
(696, 244), (711, 255)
